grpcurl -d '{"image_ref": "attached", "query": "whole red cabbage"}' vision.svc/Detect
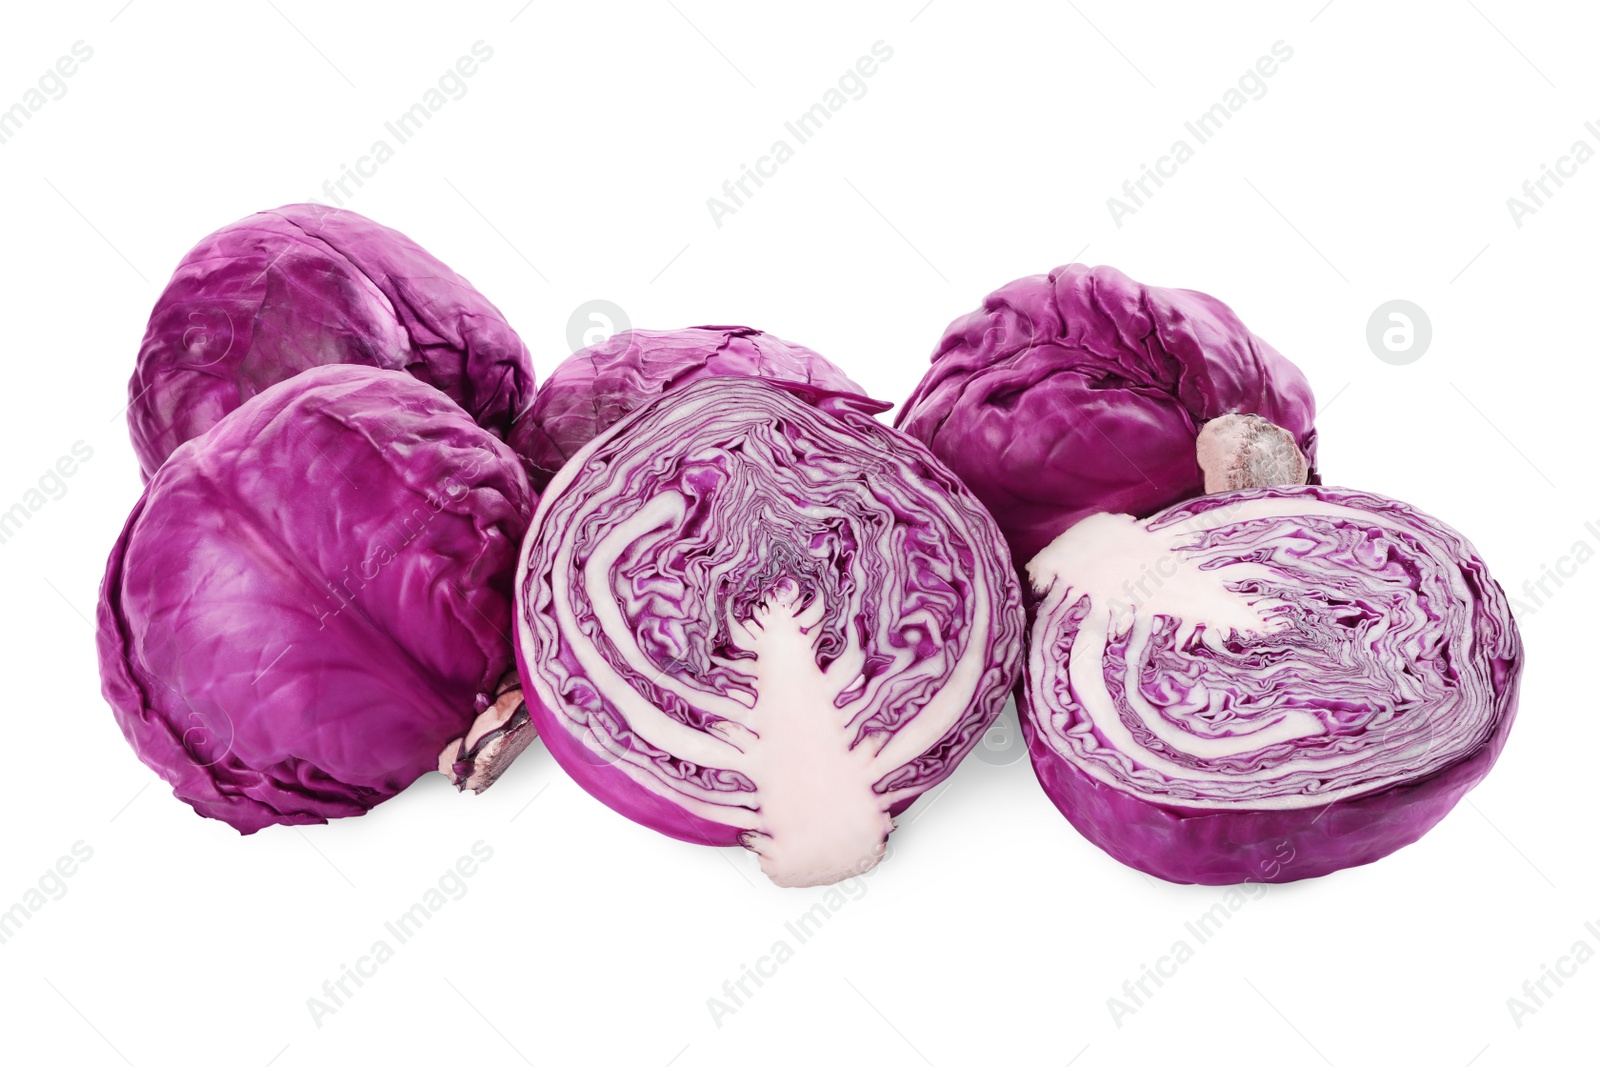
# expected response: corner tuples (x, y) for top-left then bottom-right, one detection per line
(98, 365), (533, 832)
(127, 204), (534, 480)
(509, 325), (865, 488)
(895, 264), (1318, 565)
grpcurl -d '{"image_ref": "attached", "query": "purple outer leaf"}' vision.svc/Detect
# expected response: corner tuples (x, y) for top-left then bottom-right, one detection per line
(895, 264), (1319, 566)
(515, 376), (1022, 887)
(509, 325), (873, 489)
(1019, 484), (1523, 884)
(127, 204), (535, 481)
(98, 365), (533, 832)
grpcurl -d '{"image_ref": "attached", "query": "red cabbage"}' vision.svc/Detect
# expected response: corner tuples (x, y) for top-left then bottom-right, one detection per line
(127, 204), (534, 481)
(510, 324), (865, 489)
(1020, 484), (1523, 884)
(895, 264), (1319, 565)
(514, 376), (1024, 886)
(98, 365), (533, 831)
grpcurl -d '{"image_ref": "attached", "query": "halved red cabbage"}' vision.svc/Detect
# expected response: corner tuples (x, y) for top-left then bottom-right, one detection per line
(1020, 484), (1522, 884)
(508, 325), (864, 489)
(895, 264), (1319, 565)
(515, 376), (1024, 886)
(127, 204), (534, 480)
(98, 365), (533, 832)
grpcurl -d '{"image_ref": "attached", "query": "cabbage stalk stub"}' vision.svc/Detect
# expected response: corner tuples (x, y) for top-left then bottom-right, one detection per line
(895, 264), (1319, 565)
(1020, 485), (1522, 884)
(127, 204), (535, 480)
(516, 376), (1024, 887)
(509, 325), (865, 489)
(98, 365), (533, 832)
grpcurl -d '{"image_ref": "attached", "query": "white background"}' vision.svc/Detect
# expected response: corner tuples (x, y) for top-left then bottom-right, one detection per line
(1, 2), (1594, 1065)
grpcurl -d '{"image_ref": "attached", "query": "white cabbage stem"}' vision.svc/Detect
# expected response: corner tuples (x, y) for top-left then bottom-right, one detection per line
(1195, 413), (1308, 493)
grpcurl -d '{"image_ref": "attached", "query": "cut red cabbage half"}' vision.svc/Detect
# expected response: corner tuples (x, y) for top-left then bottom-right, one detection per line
(98, 365), (533, 832)
(515, 376), (1024, 887)
(1020, 484), (1522, 884)
(509, 324), (865, 489)
(895, 263), (1319, 566)
(127, 204), (534, 480)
